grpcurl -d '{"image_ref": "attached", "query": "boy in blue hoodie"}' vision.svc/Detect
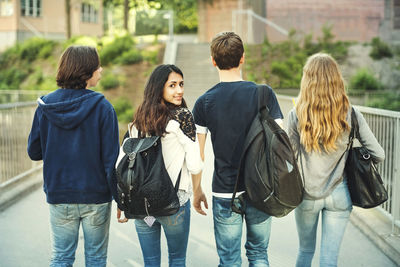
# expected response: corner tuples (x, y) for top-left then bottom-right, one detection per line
(27, 45), (120, 267)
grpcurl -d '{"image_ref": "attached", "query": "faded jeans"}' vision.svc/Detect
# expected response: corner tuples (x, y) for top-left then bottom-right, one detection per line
(295, 181), (352, 267)
(213, 196), (272, 267)
(134, 199), (191, 267)
(49, 202), (111, 267)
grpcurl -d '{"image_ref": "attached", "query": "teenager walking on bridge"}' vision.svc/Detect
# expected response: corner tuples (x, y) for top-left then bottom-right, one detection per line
(287, 53), (385, 267)
(192, 32), (284, 267)
(27, 46), (120, 267)
(116, 64), (204, 267)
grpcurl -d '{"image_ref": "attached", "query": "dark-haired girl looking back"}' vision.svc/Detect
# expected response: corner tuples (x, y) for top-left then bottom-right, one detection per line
(116, 64), (204, 267)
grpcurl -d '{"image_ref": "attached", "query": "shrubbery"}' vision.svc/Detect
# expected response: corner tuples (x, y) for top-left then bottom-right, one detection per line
(100, 72), (120, 90)
(350, 69), (381, 91)
(117, 50), (143, 65)
(142, 50), (158, 64)
(0, 67), (28, 89)
(370, 37), (393, 60)
(0, 35), (158, 91)
(367, 92), (400, 111)
(112, 98), (134, 123)
(18, 38), (56, 62)
(0, 38), (56, 68)
(63, 35), (98, 49)
(246, 26), (351, 89)
(100, 35), (135, 65)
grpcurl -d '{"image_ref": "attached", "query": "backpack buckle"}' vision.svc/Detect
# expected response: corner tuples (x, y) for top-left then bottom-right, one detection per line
(128, 152), (137, 161)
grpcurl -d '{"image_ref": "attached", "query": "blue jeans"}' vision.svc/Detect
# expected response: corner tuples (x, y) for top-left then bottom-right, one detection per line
(213, 196), (272, 267)
(295, 181), (352, 267)
(134, 200), (191, 267)
(49, 202), (111, 267)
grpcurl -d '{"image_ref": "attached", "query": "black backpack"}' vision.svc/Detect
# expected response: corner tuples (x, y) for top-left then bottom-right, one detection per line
(116, 133), (181, 219)
(231, 85), (304, 218)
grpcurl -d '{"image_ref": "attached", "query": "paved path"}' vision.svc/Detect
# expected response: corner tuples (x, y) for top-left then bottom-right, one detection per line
(0, 42), (396, 267)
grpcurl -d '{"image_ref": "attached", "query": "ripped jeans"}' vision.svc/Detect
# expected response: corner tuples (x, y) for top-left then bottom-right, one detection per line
(134, 200), (191, 267)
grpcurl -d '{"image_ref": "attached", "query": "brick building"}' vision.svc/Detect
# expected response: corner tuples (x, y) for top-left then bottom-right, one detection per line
(198, 0), (385, 43)
(0, 0), (103, 51)
(380, 0), (400, 43)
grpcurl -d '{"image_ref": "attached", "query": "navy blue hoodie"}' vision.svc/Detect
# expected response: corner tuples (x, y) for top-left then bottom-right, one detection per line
(27, 89), (120, 204)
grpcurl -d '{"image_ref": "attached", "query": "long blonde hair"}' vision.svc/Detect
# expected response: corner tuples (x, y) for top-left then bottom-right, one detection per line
(296, 53), (350, 153)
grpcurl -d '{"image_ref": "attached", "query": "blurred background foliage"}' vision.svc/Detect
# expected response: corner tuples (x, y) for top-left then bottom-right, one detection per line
(245, 25), (400, 111)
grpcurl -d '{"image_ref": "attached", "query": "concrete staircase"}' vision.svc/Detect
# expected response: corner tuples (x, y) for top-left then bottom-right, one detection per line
(174, 43), (219, 109)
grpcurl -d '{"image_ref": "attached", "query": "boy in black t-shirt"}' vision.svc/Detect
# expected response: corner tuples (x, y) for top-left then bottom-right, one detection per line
(192, 32), (283, 267)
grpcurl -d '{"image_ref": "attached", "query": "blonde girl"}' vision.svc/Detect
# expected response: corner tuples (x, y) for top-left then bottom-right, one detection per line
(287, 53), (385, 267)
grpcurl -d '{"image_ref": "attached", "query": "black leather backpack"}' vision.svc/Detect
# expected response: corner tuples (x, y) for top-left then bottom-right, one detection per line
(231, 85), (304, 217)
(116, 134), (180, 219)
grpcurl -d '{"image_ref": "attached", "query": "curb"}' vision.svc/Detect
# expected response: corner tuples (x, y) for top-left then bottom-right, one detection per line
(350, 207), (400, 265)
(0, 167), (43, 212)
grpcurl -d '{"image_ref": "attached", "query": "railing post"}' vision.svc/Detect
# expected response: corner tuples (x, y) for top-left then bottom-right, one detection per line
(392, 117), (400, 235)
(247, 9), (252, 44)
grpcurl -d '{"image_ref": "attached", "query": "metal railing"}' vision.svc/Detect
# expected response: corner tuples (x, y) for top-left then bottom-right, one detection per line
(0, 90), (49, 104)
(277, 95), (400, 233)
(232, 9), (289, 44)
(0, 102), (41, 185)
(1, 96), (399, 232)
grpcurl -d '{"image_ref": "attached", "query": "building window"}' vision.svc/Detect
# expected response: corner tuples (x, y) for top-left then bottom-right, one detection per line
(21, 0), (41, 17)
(0, 0), (13, 16)
(394, 0), (400, 29)
(81, 3), (98, 23)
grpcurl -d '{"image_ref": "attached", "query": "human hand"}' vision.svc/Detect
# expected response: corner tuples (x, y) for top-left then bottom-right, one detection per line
(193, 187), (208, 216)
(117, 208), (129, 223)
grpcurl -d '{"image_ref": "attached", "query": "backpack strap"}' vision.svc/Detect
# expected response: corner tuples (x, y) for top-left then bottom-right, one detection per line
(257, 84), (269, 113)
(127, 139), (145, 191)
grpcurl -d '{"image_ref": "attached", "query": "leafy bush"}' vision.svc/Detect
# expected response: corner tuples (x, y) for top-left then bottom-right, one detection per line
(63, 36), (98, 49)
(304, 26), (350, 62)
(100, 35), (135, 65)
(19, 38), (56, 62)
(350, 69), (381, 91)
(271, 62), (292, 81)
(370, 38), (393, 60)
(142, 50), (158, 64)
(100, 73), (120, 90)
(246, 26), (350, 89)
(117, 50), (143, 65)
(37, 77), (57, 91)
(0, 67), (28, 89)
(23, 67), (44, 88)
(112, 98), (134, 123)
(367, 92), (400, 111)
(0, 46), (20, 68)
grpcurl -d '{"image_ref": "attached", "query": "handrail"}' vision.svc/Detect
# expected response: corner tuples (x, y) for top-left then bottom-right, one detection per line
(0, 101), (37, 109)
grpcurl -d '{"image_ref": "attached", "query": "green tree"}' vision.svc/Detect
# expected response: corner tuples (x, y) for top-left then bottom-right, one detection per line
(65, 0), (71, 39)
(154, 0), (198, 33)
(104, 0), (137, 31)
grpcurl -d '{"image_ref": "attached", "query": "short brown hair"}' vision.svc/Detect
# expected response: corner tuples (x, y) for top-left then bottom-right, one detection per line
(56, 46), (100, 89)
(210, 32), (244, 70)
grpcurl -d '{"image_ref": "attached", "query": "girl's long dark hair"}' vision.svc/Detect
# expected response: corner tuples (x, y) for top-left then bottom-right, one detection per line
(133, 64), (187, 137)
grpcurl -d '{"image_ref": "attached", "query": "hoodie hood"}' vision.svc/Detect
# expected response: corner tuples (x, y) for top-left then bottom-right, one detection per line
(38, 89), (105, 129)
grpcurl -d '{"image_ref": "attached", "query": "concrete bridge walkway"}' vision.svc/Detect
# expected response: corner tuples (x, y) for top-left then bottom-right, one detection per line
(0, 39), (396, 266)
